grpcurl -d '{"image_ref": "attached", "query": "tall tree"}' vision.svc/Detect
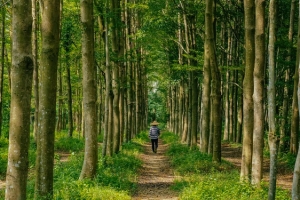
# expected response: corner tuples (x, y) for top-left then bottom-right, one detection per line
(0, 0), (6, 138)
(205, 0), (222, 163)
(240, 0), (255, 183)
(292, 0), (300, 198)
(79, 0), (98, 179)
(291, 0), (299, 155)
(111, 0), (121, 154)
(200, 5), (211, 153)
(32, 0), (39, 141)
(267, 0), (279, 199)
(5, 0), (33, 198)
(251, 0), (265, 186)
(103, 0), (114, 156)
(35, 0), (60, 198)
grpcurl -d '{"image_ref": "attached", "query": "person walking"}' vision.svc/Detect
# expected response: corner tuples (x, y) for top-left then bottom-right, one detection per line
(149, 121), (160, 153)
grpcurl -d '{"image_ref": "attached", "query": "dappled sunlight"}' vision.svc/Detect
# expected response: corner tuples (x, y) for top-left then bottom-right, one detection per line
(132, 140), (178, 200)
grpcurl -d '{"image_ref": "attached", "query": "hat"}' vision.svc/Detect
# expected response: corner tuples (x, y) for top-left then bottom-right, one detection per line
(150, 121), (159, 126)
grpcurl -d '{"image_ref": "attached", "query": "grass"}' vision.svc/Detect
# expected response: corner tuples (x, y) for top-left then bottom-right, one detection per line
(161, 131), (291, 200)
(0, 130), (149, 199)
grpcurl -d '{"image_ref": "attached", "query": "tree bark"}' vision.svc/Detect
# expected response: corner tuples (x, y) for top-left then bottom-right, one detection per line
(252, 0), (265, 186)
(79, 0), (98, 179)
(205, 0), (222, 163)
(0, 1), (6, 138)
(241, 0), (255, 183)
(267, 0), (279, 198)
(35, 0), (60, 198)
(5, 0), (33, 199)
(292, 1), (300, 197)
(291, 0), (300, 155)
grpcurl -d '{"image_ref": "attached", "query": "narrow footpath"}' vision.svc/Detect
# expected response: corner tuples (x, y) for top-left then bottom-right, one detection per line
(132, 140), (178, 200)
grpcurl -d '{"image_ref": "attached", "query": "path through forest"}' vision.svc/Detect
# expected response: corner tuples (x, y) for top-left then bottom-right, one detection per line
(132, 140), (179, 200)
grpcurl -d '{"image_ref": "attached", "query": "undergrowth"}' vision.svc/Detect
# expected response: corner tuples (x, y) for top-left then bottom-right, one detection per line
(0, 131), (149, 199)
(161, 131), (291, 200)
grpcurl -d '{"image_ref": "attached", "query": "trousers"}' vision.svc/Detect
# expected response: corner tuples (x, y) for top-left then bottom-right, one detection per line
(151, 139), (158, 153)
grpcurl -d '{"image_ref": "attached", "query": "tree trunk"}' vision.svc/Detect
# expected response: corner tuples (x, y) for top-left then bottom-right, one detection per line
(35, 0), (60, 198)
(291, 0), (299, 155)
(267, 0), (279, 198)
(56, 65), (63, 132)
(5, 0), (33, 199)
(103, 0), (113, 157)
(200, 10), (211, 152)
(66, 60), (73, 137)
(292, 0), (300, 197)
(224, 69), (230, 141)
(111, 0), (122, 154)
(79, 0), (98, 179)
(252, 0), (265, 186)
(241, 0), (255, 183)
(0, 1), (5, 138)
(292, 141), (300, 199)
(205, 0), (222, 163)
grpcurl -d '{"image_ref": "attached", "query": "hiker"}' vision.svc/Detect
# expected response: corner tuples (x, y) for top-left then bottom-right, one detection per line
(149, 121), (160, 153)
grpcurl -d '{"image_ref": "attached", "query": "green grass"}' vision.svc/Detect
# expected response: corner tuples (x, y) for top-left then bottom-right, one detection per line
(0, 131), (149, 199)
(161, 132), (291, 200)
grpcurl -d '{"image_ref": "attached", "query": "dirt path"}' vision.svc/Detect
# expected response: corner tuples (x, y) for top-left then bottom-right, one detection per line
(132, 140), (178, 200)
(222, 143), (293, 191)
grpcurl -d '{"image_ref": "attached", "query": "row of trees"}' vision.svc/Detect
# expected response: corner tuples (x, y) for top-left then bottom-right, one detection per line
(2, 0), (150, 199)
(147, 0), (299, 199)
(4, 0), (300, 199)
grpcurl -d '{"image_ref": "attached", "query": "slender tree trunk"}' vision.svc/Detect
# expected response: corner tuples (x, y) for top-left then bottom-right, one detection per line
(293, 141), (300, 199)
(224, 69), (230, 141)
(103, 0), (113, 157)
(79, 0), (98, 179)
(5, 0), (33, 198)
(66, 61), (73, 137)
(0, 1), (5, 138)
(267, 0), (279, 198)
(252, 0), (265, 186)
(111, 0), (122, 154)
(205, 0), (222, 163)
(241, 0), (255, 183)
(292, 0), (300, 198)
(200, 8), (211, 152)
(291, 0), (299, 155)
(35, 0), (60, 198)
(56, 65), (63, 132)
(181, 83), (188, 143)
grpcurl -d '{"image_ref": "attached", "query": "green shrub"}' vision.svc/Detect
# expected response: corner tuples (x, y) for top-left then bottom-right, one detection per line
(166, 142), (234, 175)
(132, 131), (149, 145)
(55, 136), (84, 152)
(160, 131), (179, 143)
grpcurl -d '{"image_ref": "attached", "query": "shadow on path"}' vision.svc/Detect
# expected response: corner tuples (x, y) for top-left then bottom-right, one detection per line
(132, 140), (178, 200)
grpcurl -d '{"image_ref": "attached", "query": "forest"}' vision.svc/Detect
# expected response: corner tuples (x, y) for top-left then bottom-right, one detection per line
(0, 0), (299, 199)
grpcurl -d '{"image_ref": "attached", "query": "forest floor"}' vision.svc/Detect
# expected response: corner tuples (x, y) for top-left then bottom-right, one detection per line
(132, 141), (293, 200)
(0, 141), (293, 198)
(132, 140), (179, 200)
(221, 143), (293, 192)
